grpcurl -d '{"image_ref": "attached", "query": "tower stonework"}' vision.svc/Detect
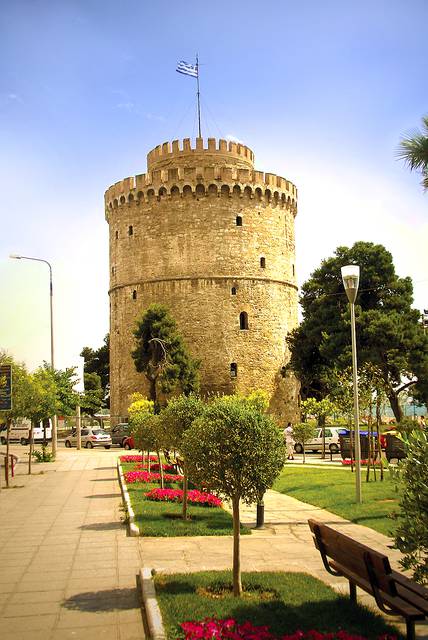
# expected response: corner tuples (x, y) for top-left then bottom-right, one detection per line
(105, 137), (299, 423)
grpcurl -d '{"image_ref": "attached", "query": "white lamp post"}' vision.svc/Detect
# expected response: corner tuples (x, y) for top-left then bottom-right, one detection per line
(10, 254), (58, 457)
(341, 264), (362, 504)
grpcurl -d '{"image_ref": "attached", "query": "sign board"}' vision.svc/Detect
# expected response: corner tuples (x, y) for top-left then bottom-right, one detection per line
(0, 364), (12, 411)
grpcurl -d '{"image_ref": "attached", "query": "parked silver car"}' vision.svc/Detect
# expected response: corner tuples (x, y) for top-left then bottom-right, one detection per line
(64, 427), (112, 449)
(294, 427), (341, 454)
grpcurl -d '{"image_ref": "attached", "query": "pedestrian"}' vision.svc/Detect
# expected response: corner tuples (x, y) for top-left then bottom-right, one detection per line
(284, 422), (295, 460)
(420, 415), (426, 429)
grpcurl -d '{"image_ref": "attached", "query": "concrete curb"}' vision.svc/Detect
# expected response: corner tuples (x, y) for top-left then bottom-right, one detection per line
(117, 459), (140, 537)
(140, 568), (167, 640)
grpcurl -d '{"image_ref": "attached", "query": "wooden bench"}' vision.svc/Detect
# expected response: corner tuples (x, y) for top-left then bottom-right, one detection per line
(308, 519), (428, 640)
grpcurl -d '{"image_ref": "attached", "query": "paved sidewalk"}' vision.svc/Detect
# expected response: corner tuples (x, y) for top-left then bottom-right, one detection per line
(0, 449), (145, 640)
(1, 450), (427, 639)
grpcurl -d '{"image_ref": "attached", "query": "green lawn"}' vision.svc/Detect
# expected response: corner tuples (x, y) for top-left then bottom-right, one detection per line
(273, 467), (400, 536)
(122, 462), (248, 537)
(154, 571), (401, 640)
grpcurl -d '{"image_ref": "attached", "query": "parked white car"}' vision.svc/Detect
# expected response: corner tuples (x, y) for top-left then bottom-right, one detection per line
(64, 427), (112, 449)
(294, 426), (342, 454)
(0, 419), (52, 445)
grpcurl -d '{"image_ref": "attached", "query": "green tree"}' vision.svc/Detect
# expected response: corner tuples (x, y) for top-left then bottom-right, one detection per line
(80, 334), (110, 407)
(287, 242), (428, 421)
(292, 423), (317, 463)
(0, 353), (33, 485)
(182, 395), (285, 596)
(80, 372), (104, 415)
(132, 304), (200, 407)
(160, 394), (204, 519)
(397, 115), (428, 191)
(394, 429), (428, 585)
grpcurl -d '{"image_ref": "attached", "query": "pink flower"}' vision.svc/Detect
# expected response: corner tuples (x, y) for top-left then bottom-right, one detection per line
(123, 471), (183, 484)
(144, 488), (222, 507)
(180, 619), (396, 640)
(120, 454), (158, 463)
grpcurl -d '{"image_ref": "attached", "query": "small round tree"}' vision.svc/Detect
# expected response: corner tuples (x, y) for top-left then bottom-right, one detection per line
(160, 394), (205, 519)
(182, 395), (285, 596)
(293, 422), (317, 463)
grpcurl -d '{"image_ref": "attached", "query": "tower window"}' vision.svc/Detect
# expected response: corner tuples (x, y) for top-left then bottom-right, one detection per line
(132, 290), (137, 300)
(260, 257), (266, 268)
(281, 366), (287, 378)
(115, 230), (119, 240)
(236, 215), (242, 226)
(230, 363), (238, 378)
(239, 311), (249, 330)
(111, 266), (115, 275)
(231, 286), (237, 295)
(292, 263), (295, 276)
(128, 225), (133, 236)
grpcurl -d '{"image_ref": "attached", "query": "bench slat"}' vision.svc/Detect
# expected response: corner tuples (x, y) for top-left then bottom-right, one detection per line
(330, 561), (426, 620)
(309, 519), (396, 595)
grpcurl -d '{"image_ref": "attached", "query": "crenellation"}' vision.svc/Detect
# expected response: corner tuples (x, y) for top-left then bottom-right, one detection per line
(208, 138), (216, 150)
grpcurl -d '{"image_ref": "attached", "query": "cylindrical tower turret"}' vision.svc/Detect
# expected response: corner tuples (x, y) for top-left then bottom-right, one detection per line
(105, 137), (299, 422)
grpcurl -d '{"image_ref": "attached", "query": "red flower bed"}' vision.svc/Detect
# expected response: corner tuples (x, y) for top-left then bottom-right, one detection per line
(120, 454), (158, 463)
(341, 459), (383, 466)
(124, 471), (183, 484)
(145, 488), (222, 507)
(136, 462), (177, 472)
(181, 618), (396, 640)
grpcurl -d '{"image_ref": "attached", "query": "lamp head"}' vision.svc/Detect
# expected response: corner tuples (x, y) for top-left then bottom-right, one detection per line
(9, 254), (22, 259)
(341, 264), (360, 304)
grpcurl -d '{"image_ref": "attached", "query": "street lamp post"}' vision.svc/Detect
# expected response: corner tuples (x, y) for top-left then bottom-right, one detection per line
(341, 264), (362, 504)
(10, 254), (58, 457)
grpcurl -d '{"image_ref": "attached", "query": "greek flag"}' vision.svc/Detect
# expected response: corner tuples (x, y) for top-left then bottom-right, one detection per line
(176, 60), (198, 78)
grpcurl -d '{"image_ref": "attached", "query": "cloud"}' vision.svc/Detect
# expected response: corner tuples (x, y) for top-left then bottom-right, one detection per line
(225, 134), (244, 143)
(0, 93), (24, 107)
(116, 101), (135, 111)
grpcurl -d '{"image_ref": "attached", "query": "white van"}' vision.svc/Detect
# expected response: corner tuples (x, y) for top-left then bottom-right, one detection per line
(0, 419), (52, 445)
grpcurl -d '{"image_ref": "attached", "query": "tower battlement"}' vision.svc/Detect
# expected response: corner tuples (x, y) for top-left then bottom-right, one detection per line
(105, 138), (297, 221)
(147, 137), (254, 170)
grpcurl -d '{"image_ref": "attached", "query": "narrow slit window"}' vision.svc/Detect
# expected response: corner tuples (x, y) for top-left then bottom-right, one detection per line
(236, 215), (242, 226)
(260, 257), (266, 268)
(115, 230), (119, 240)
(111, 266), (115, 275)
(132, 290), (137, 300)
(292, 264), (295, 276)
(230, 363), (238, 378)
(239, 311), (249, 330)
(128, 225), (133, 236)
(231, 286), (237, 295)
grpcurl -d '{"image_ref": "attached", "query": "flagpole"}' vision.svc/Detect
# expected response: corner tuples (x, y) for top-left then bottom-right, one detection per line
(196, 54), (201, 138)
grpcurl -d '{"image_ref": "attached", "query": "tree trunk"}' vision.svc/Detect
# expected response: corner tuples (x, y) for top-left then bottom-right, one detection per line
(232, 495), (242, 596)
(388, 391), (403, 423)
(376, 395), (384, 481)
(28, 424), (34, 475)
(157, 450), (164, 488)
(5, 419), (11, 488)
(182, 463), (188, 520)
(148, 376), (157, 403)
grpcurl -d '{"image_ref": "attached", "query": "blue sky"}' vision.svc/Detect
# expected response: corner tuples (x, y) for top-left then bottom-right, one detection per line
(1, 0), (427, 377)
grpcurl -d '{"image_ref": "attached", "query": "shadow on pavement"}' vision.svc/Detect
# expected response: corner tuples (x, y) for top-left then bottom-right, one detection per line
(79, 522), (124, 531)
(63, 587), (139, 611)
(85, 493), (121, 499)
